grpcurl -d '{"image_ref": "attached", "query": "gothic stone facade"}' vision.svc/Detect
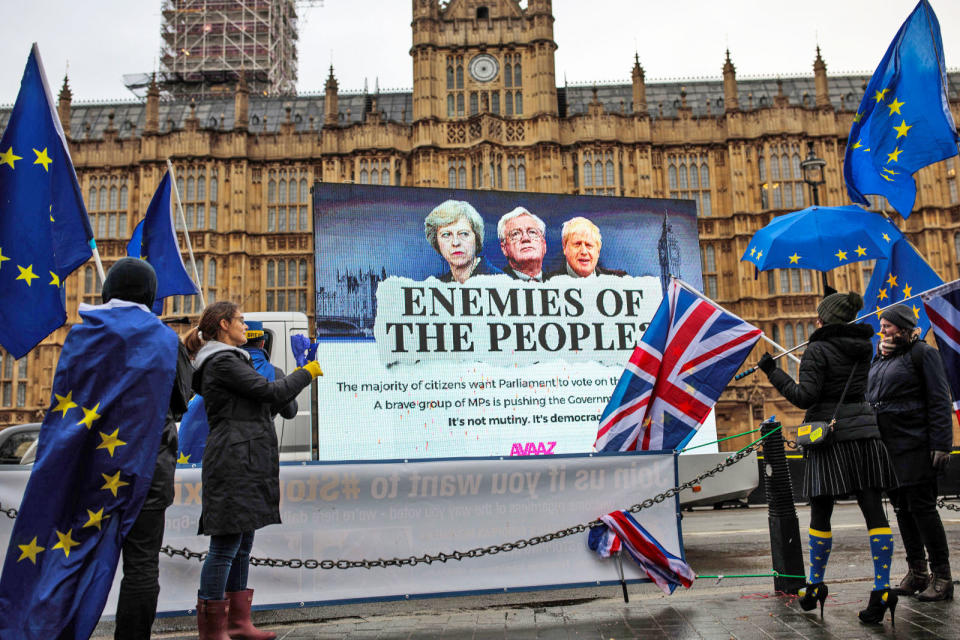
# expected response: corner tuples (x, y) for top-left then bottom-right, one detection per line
(2, 0), (960, 449)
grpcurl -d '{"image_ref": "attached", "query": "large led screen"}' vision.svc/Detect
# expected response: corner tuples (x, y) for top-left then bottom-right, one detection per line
(314, 184), (702, 460)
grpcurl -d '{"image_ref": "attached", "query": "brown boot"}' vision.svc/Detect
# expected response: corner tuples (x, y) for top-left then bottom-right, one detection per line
(197, 599), (231, 640)
(893, 562), (930, 596)
(226, 589), (276, 640)
(917, 572), (954, 602)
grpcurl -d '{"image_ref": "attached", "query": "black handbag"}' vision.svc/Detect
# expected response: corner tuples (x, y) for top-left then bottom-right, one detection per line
(795, 363), (858, 449)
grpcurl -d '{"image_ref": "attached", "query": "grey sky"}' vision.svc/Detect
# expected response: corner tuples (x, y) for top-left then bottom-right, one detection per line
(0, 0), (958, 104)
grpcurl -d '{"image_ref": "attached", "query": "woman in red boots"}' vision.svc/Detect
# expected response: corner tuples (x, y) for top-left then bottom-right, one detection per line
(184, 301), (321, 639)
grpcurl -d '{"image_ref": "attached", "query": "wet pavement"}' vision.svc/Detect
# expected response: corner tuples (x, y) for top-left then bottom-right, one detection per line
(90, 503), (960, 638)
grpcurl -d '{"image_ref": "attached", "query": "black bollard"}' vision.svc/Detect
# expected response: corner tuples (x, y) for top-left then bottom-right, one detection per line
(759, 417), (806, 594)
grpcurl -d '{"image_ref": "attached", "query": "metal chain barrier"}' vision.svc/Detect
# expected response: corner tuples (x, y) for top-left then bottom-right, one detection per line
(164, 439), (767, 570)
(937, 497), (960, 512)
(0, 431), (846, 571)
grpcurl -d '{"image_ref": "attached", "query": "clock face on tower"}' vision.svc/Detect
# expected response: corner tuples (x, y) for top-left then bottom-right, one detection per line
(468, 54), (500, 82)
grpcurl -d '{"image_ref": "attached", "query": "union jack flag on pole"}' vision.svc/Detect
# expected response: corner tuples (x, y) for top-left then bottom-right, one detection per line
(596, 279), (762, 452)
(587, 510), (695, 595)
(921, 279), (960, 423)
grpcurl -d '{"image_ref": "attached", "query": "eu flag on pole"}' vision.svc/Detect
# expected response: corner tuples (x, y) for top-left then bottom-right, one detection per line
(843, 0), (959, 218)
(862, 236), (943, 346)
(0, 301), (178, 639)
(0, 44), (93, 358)
(126, 170), (198, 314)
(595, 280), (762, 452)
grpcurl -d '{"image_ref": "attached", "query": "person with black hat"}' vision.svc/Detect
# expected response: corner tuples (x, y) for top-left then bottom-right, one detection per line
(868, 304), (954, 602)
(758, 291), (899, 625)
(103, 258), (194, 640)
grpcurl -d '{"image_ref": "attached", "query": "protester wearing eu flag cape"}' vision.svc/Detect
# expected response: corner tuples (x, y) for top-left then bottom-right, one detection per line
(177, 321), (297, 465)
(0, 259), (182, 640)
(183, 302), (321, 640)
(843, 0), (959, 218)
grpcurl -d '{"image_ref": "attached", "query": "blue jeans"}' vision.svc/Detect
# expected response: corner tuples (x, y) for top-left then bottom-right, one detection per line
(197, 531), (255, 601)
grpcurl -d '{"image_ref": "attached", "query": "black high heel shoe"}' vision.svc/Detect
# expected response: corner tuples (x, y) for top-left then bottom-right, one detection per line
(798, 582), (829, 617)
(858, 588), (898, 626)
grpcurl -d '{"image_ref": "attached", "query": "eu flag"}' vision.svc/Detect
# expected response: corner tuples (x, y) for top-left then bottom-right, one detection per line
(862, 236), (943, 347)
(0, 301), (178, 639)
(126, 170), (199, 314)
(0, 44), (93, 358)
(843, 0), (959, 218)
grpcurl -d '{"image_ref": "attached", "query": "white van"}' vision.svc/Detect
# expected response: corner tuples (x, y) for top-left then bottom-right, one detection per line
(243, 311), (315, 461)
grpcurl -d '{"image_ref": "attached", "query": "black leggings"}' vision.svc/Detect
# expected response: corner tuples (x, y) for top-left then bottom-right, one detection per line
(809, 488), (888, 531)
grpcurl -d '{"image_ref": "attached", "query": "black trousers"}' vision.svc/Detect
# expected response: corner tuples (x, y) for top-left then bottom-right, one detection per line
(114, 507), (166, 640)
(888, 480), (951, 573)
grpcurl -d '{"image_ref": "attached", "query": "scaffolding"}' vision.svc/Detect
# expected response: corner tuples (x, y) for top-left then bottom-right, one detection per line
(149, 0), (299, 98)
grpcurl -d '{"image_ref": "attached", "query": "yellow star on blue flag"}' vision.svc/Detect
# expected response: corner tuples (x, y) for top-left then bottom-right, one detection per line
(863, 236), (943, 349)
(843, 0), (959, 218)
(0, 300), (179, 639)
(0, 44), (94, 359)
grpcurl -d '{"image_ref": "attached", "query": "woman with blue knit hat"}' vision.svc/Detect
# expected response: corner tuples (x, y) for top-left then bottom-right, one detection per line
(758, 291), (898, 625)
(868, 304), (954, 602)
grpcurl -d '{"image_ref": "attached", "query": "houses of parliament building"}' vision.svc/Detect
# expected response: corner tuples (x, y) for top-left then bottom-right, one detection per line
(2, 0), (959, 447)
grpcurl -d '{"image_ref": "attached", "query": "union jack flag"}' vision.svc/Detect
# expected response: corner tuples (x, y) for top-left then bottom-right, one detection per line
(922, 279), (960, 423)
(587, 510), (695, 594)
(596, 279), (762, 452)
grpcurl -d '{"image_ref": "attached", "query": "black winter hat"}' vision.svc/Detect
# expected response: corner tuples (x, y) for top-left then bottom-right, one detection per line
(880, 304), (917, 331)
(817, 291), (863, 325)
(101, 257), (157, 308)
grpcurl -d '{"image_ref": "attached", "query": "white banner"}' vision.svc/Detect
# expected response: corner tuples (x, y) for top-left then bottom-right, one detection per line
(0, 453), (681, 615)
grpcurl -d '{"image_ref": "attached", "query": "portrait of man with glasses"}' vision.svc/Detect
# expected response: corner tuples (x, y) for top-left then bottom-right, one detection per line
(497, 206), (548, 282)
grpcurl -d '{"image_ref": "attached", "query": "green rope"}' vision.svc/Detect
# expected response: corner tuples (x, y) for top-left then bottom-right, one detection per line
(678, 426), (763, 453)
(696, 571), (806, 580)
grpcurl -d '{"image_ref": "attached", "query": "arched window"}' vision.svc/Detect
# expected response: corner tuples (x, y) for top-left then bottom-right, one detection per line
(446, 66), (454, 90)
(504, 63), (512, 88)
(605, 160), (614, 186)
(517, 162), (525, 191)
(514, 92), (522, 114)
(593, 161), (602, 187)
(119, 185), (128, 209)
(88, 185), (97, 211)
(456, 93), (464, 116)
(456, 65), (464, 89)
(504, 91), (513, 116)
(447, 95), (455, 117)
(668, 165), (677, 190)
(268, 179), (276, 203)
(470, 92), (478, 115)
(514, 61), (522, 87)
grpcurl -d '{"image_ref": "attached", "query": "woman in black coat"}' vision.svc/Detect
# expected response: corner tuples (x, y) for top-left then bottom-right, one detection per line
(867, 304), (954, 602)
(183, 301), (322, 640)
(759, 292), (898, 625)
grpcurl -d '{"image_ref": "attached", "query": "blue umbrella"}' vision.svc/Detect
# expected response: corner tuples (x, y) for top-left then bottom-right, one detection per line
(741, 205), (902, 272)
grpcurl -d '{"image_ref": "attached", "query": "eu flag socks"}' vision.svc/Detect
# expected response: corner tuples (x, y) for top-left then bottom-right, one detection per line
(808, 528), (832, 583)
(869, 527), (894, 590)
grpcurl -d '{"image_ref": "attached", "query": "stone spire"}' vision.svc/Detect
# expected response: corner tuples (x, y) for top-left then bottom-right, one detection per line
(57, 75), (72, 135)
(144, 73), (159, 134)
(324, 65), (339, 126)
(234, 71), (249, 131)
(631, 53), (647, 115)
(722, 50), (739, 112)
(813, 46), (830, 109)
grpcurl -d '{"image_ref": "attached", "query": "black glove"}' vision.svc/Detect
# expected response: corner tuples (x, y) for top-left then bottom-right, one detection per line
(758, 352), (777, 374)
(931, 450), (951, 472)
